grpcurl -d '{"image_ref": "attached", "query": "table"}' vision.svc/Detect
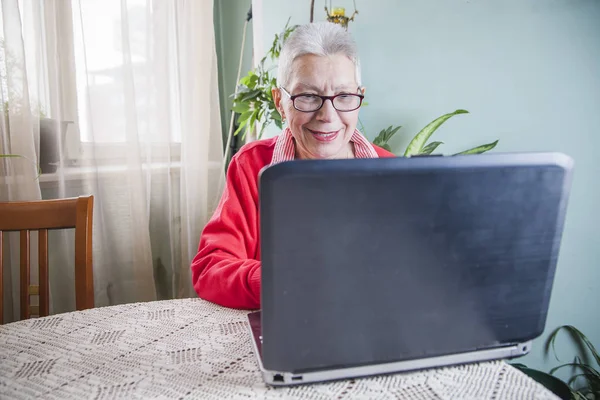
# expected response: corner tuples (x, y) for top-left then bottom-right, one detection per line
(0, 298), (558, 399)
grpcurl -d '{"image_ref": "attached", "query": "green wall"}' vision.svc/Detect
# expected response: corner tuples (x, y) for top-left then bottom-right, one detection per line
(213, 0), (254, 146)
(251, 0), (600, 374)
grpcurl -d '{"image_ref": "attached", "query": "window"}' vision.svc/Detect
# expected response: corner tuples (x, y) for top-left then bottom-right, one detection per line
(72, 0), (182, 145)
(2, 1), (185, 168)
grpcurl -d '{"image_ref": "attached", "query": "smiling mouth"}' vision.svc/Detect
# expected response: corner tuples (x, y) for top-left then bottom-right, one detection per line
(308, 128), (340, 142)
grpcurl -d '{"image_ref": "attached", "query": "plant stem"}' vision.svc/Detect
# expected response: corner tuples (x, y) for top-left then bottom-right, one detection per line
(358, 117), (367, 136)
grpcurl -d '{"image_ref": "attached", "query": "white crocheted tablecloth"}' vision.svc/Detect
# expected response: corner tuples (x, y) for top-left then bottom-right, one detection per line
(0, 298), (557, 399)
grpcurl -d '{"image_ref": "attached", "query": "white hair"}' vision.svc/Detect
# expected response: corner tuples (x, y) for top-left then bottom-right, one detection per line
(276, 22), (362, 89)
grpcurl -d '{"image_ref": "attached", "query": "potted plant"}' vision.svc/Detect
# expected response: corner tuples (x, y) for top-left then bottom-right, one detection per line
(231, 20), (297, 141)
(512, 325), (599, 399)
(1, 39), (65, 174)
(370, 109), (498, 157)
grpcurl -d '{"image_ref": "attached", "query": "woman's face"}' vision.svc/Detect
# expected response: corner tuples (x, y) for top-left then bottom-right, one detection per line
(273, 53), (362, 160)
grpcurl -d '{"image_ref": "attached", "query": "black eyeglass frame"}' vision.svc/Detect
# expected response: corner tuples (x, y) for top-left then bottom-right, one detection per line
(279, 86), (365, 112)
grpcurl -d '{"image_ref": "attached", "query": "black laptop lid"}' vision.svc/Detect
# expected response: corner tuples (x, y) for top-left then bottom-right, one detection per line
(259, 152), (573, 373)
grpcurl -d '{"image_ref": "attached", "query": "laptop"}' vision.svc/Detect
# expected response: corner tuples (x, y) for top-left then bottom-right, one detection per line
(247, 152), (573, 386)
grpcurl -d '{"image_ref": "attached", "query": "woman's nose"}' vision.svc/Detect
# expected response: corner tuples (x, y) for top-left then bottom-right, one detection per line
(315, 98), (338, 121)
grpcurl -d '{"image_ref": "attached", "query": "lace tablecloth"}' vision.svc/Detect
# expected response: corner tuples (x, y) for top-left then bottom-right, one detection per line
(0, 298), (557, 399)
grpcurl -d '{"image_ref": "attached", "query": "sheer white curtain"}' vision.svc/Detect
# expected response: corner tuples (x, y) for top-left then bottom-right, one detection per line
(0, 0), (223, 322)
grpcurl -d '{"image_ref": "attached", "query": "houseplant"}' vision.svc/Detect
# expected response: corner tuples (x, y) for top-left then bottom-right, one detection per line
(512, 325), (599, 400)
(231, 23), (498, 157)
(231, 20), (297, 140)
(1, 38), (59, 175)
(0, 154), (41, 178)
(370, 109), (498, 157)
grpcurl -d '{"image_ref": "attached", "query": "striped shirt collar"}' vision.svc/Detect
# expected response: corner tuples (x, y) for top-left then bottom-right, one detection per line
(270, 127), (379, 165)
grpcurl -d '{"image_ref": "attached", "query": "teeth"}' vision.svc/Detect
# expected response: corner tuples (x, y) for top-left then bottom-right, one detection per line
(315, 132), (335, 137)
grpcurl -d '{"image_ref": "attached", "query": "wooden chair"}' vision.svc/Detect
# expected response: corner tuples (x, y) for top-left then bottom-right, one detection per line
(0, 195), (94, 323)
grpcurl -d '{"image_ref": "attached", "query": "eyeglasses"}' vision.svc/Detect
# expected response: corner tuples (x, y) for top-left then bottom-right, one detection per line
(280, 87), (364, 112)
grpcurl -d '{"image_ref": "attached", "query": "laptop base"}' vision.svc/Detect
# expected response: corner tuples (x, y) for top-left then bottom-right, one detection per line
(247, 311), (531, 386)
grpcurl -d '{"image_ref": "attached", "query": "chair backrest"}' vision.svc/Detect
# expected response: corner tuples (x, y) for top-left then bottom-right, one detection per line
(0, 195), (94, 323)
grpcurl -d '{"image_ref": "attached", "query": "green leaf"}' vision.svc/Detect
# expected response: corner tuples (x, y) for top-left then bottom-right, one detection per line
(250, 109), (259, 128)
(551, 362), (600, 395)
(248, 73), (259, 87)
(568, 372), (598, 388)
(231, 87), (249, 100)
(373, 126), (391, 146)
(453, 140), (498, 156)
(510, 364), (572, 400)
(231, 102), (249, 114)
(269, 18), (297, 60)
(270, 110), (282, 122)
(0, 154), (42, 178)
(238, 89), (262, 103)
(240, 75), (251, 86)
(550, 362), (600, 378)
(0, 154), (24, 158)
(258, 121), (267, 140)
(420, 141), (444, 155)
(510, 363), (528, 369)
(233, 111), (253, 137)
(404, 109), (469, 157)
(373, 125), (401, 147)
(385, 126), (401, 141)
(237, 111), (251, 124)
(240, 72), (258, 88)
(569, 391), (586, 400)
(547, 325), (600, 368)
(233, 119), (247, 137)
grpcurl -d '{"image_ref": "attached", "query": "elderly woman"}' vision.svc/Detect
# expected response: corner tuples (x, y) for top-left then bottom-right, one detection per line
(191, 22), (394, 309)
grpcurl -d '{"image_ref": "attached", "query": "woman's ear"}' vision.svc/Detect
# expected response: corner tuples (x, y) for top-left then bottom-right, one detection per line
(271, 87), (285, 120)
(359, 86), (366, 95)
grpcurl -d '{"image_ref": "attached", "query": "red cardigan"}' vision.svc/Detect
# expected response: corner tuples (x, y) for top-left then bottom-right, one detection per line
(191, 136), (395, 309)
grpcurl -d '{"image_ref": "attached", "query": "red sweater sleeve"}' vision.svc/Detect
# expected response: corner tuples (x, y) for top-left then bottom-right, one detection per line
(373, 144), (396, 158)
(191, 152), (261, 309)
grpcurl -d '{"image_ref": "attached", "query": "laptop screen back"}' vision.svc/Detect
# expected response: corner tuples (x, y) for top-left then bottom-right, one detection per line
(259, 153), (573, 373)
